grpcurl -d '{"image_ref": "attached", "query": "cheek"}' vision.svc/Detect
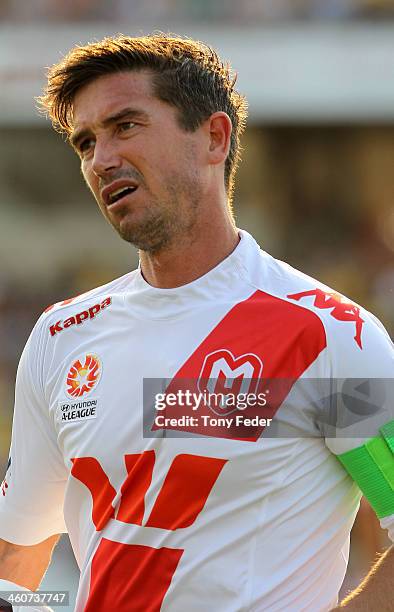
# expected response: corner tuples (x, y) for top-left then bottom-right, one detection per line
(82, 164), (99, 195)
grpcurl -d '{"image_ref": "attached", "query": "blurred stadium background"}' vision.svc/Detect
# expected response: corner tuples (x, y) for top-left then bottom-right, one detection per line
(1, 1), (394, 610)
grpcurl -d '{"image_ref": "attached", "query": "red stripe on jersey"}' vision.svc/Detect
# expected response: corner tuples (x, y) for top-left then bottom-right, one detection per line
(71, 457), (116, 530)
(116, 451), (155, 525)
(85, 539), (183, 612)
(145, 454), (227, 530)
(153, 289), (327, 440)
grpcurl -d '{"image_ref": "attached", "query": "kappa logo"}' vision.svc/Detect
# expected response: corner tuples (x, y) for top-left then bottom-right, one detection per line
(198, 349), (263, 415)
(49, 297), (112, 337)
(287, 288), (364, 349)
(66, 354), (101, 398)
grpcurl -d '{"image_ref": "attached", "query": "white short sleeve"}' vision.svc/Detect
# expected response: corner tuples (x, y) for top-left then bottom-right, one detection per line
(0, 316), (68, 545)
(323, 308), (394, 456)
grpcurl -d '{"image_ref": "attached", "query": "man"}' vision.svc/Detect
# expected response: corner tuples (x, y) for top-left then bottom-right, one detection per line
(0, 34), (393, 612)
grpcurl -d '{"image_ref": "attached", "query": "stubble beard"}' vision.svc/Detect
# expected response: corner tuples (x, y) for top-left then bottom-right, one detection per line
(114, 179), (202, 255)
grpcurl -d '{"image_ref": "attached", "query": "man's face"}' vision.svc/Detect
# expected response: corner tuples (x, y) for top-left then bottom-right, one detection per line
(71, 71), (205, 252)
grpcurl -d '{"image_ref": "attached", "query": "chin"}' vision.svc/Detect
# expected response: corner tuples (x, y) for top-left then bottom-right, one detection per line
(111, 206), (175, 252)
(119, 225), (170, 254)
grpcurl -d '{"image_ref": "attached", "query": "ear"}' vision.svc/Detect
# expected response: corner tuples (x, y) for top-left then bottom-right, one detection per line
(206, 112), (232, 167)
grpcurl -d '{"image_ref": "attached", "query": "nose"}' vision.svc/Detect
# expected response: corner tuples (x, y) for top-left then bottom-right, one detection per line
(91, 137), (122, 178)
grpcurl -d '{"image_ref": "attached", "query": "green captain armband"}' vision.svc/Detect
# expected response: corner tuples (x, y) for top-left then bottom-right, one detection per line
(337, 420), (394, 519)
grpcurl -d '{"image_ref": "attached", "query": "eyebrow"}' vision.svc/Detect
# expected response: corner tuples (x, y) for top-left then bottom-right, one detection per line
(70, 107), (149, 149)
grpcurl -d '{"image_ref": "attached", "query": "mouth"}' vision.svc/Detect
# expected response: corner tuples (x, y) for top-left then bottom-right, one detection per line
(102, 181), (139, 208)
(108, 186), (138, 206)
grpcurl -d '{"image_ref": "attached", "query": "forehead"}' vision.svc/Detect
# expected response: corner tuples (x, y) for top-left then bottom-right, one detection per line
(72, 70), (157, 128)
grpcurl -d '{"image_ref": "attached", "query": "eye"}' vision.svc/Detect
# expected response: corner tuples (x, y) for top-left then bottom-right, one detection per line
(78, 137), (95, 156)
(118, 121), (136, 133)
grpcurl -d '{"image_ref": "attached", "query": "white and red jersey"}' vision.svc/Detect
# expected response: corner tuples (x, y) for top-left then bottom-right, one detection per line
(0, 230), (393, 612)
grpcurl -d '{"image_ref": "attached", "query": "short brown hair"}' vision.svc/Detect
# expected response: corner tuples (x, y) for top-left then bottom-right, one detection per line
(38, 33), (248, 200)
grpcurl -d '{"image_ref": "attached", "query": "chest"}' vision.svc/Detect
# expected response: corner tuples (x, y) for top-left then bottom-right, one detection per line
(44, 295), (326, 493)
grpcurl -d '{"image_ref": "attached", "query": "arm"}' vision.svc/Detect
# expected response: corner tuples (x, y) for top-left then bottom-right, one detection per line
(321, 312), (394, 610)
(0, 317), (68, 548)
(333, 545), (394, 611)
(0, 535), (60, 591)
(0, 317), (68, 611)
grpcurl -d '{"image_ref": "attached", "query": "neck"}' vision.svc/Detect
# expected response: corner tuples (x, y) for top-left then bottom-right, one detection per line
(139, 214), (239, 289)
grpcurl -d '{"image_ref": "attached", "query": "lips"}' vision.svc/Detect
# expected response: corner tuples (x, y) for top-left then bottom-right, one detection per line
(101, 180), (139, 207)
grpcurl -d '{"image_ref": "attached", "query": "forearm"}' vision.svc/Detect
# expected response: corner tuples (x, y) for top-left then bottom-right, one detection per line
(333, 545), (394, 611)
(0, 535), (60, 591)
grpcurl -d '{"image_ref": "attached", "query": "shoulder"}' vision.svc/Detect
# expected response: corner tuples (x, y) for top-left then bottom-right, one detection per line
(20, 270), (138, 387)
(42, 270), (135, 317)
(39, 270), (137, 337)
(270, 251), (394, 377)
(245, 244), (393, 375)
(20, 271), (136, 361)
